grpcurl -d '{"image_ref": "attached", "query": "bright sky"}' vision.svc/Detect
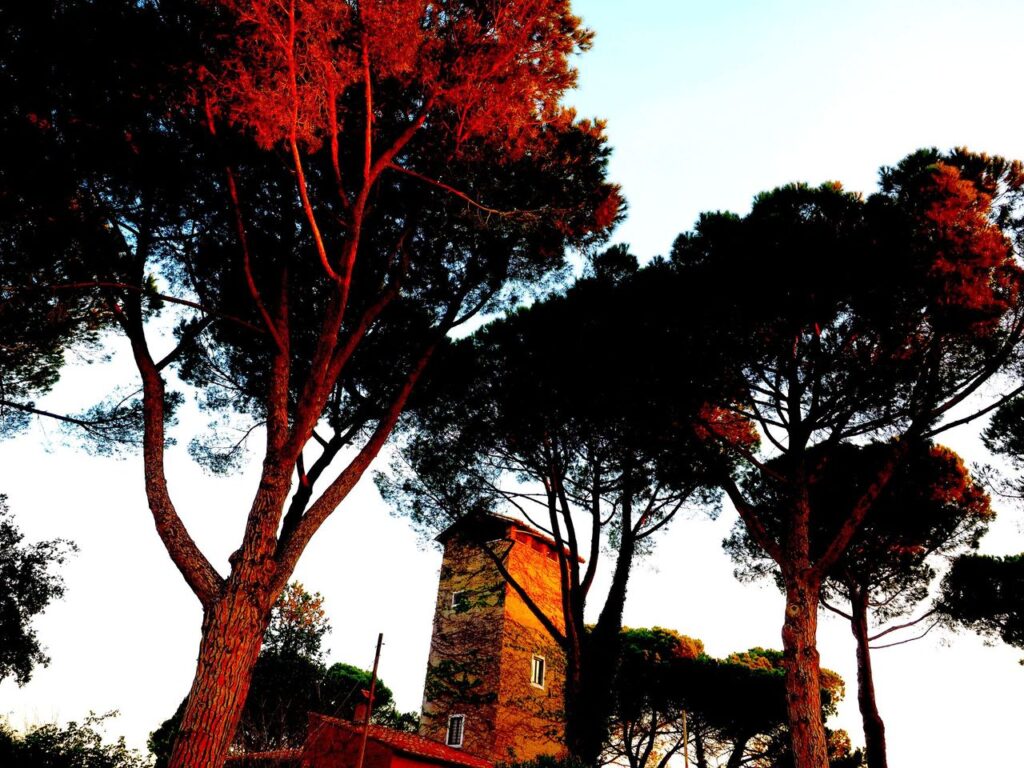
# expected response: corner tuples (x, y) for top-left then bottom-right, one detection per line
(3, 1), (1024, 765)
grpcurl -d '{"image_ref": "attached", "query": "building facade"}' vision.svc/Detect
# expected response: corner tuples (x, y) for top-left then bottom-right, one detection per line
(419, 514), (568, 764)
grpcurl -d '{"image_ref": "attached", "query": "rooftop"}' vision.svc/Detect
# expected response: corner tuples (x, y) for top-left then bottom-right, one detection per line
(308, 714), (494, 768)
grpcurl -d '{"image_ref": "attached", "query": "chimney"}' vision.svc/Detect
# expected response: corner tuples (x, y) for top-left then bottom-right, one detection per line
(353, 688), (373, 723)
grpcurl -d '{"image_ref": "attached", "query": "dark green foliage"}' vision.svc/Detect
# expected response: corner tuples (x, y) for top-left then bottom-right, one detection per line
(0, 712), (150, 768)
(383, 250), (741, 547)
(726, 442), (992, 615)
(0, 494), (76, 685)
(381, 251), (748, 764)
(498, 754), (590, 768)
(605, 628), (860, 768)
(664, 148), (1024, 766)
(0, 0), (206, 443)
(938, 553), (1024, 652)
(261, 582), (332, 661)
(981, 393), (1024, 499)
(671, 153), (1024, 451)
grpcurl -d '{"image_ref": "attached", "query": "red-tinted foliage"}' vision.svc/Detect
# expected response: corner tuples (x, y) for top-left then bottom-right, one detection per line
(207, 0), (591, 157)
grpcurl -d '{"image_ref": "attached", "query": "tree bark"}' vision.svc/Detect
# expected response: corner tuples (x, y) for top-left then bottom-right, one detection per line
(850, 587), (888, 768)
(167, 584), (269, 768)
(564, 473), (638, 766)
(781, 573), (830, 768)
(166, 467), (292, 768)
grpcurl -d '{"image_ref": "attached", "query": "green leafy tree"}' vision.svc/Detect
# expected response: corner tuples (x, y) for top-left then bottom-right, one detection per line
(726, 443), (992, 768)
(1, 3), (619, 766)
(602, 628), (702, 768)
(604, 631), (860, 768)
(0, 712), (149, 768)
(261, 582), (331, 661)
(382, 251), (750, 765)
(666, 149), (1024, 767)
(943, 389), (1024, 656)
(0, 493), (76, 685)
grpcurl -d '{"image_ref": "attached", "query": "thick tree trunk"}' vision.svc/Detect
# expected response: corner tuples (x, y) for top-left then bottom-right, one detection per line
(566, 637), (622, 766)
(781, 573), (830, 768)
(564, 479), (638, 766)
(850, 588), (888, 768)
(167, 584), (269, 768)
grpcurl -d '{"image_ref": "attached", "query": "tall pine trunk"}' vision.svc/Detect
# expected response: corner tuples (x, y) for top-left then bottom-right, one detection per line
(566, 632), (623, 766)
(564, 474), (638, 766)
(165, 473), (290, 768)
(780, 573), (830, 768)
(166, 586), (268, 768)
(851, 588), (887, 768)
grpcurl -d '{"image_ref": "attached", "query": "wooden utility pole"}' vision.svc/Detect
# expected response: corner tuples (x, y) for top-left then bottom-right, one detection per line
(355, 633), (384, 768)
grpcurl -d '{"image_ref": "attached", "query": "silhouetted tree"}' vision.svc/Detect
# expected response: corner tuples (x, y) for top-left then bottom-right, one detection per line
(604, 631), (860, 768)
(382, 252), (750, 764)
(0, 3), (619, 766)
(937, 553), (1024, 653)
(668, 148), (1024, 767)
(0, 713), (148, 768)
(0, 493), (76, 685)
(726, 443), (992, 768)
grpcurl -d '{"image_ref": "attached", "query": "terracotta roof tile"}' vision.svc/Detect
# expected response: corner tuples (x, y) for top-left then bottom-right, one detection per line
(310, 714), (493, 768)
(225, 749), (302, 765)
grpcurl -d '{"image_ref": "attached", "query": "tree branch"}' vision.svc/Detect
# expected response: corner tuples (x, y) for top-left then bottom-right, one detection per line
(868, 609), (937, 642)
(869, 618), (939, 649)
(114, 303), (224, 607)
(272, 331), (442, 592)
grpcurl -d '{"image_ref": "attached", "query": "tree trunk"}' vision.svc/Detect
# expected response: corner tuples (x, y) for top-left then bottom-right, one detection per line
(566, 637), (622, 766)
(850, 587), (888, 768)
(692, 725), (708, 768)
(565, 476), (638, 766)
(781, 573), (830, 768)
(167, 582), (270, 768)
(725, 734), (750, 768)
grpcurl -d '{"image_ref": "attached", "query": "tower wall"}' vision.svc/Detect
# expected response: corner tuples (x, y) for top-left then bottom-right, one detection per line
(420, 521), (567, 763)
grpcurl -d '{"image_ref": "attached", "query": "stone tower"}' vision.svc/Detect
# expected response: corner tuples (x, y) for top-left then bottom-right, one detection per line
(419, 513), (567, 763)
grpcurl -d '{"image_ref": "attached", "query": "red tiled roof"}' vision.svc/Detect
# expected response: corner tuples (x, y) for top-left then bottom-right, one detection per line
(225, 749), (302, 765)
(436, 511), (583, 563)
(310, 714), (493, 768)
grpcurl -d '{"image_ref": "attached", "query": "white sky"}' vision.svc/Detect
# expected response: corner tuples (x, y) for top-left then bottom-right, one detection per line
(3, 1), (1024, 765)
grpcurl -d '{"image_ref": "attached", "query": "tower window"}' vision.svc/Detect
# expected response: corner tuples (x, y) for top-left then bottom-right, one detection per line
(531, 655), (546, 688)
(446, 714), (465, 747)
(451, 591), (470, 612)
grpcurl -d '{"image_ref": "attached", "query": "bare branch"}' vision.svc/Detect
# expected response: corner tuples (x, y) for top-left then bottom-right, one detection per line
(869, 618), (939, 650)
(868, 609), (937, 642)
(820, 597), (854, 621)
